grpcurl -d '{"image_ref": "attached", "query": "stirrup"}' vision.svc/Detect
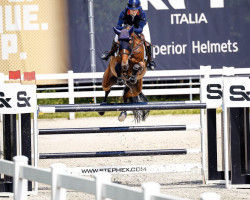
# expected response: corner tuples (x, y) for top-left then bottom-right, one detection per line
(101, 51), (110, 61)
(147, 60), (156, 70)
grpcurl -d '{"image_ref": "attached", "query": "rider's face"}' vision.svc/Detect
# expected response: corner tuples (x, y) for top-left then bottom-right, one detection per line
(129, 9), (138, 17)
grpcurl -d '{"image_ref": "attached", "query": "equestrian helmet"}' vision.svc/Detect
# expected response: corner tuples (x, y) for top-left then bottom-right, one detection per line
(127, 0), (141, 10)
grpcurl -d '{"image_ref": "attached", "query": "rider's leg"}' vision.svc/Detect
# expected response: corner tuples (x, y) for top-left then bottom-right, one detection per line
(142, 25), (156, 70)
(146, 45), (156, 70)
(101, 36), (119, 61)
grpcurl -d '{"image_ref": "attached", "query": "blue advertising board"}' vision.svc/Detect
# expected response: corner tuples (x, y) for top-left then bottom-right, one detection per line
(68, 0), (250, 72)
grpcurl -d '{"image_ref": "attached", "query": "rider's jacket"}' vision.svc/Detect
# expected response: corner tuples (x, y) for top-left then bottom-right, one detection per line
(116, 8), (147, 34)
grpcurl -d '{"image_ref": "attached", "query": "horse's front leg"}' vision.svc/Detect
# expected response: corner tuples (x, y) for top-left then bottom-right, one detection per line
(118, 86), (130, 122)
(115, 63), (125, 85)
(129, 63), (141, 84)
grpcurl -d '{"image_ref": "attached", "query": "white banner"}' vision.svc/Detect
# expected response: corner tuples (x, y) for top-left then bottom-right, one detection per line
(66, 164), (201, 175)
(0, 84), (37, 114)
(200, 77), (249, 109)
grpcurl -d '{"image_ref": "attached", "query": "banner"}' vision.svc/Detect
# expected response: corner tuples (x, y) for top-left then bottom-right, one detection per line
(0, 84), (36, 114)
(146, 0), (249, 70)
(0, 0), (69, 84)
(200, 77), (250, 108)
(1, 0), (249, 76)
(66, 163), (201, 175)
(68, 0), (250, 72)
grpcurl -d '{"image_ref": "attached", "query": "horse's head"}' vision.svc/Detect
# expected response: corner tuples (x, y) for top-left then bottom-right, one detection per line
(113, 26), (134, 71)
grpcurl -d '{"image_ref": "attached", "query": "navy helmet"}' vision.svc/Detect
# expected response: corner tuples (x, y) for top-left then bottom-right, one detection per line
(127, 0), (141, 10)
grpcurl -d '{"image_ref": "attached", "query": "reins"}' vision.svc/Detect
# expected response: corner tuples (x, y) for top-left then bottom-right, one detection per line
(127, 33), (144, 60)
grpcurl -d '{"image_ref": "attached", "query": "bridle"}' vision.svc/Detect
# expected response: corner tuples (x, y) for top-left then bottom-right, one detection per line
(119, 49), (131, 56)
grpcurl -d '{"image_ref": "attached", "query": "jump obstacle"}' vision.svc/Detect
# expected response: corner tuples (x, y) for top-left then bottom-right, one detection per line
(1, 97), (205, 193)
(39, 124), (199, 134)
(201, 76), (250, 189)
(39, 149), (200, 159)
(39, 101), (206, 113)
(38, 101), (204, 160)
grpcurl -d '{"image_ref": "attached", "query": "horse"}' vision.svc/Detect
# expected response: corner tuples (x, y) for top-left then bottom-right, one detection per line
(99, 25), (149, 122)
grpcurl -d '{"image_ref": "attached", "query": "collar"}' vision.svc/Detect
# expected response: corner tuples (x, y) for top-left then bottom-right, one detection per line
(127, 10), (140, 16)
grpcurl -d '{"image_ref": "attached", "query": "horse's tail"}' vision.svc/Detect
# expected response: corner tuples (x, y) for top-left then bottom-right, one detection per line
(129, 92), (150, 123)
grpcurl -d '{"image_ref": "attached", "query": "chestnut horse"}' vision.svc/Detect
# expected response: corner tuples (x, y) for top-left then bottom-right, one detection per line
(99, 25), (149, 122)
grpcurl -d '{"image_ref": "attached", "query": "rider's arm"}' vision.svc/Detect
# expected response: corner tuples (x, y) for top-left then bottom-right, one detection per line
(116, 10), (126, 30)
(134, 11), (147, 34)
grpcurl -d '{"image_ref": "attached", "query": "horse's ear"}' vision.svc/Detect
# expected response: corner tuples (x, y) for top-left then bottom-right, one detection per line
(113, 27), (121, 35)
(129, 25), (134, 35)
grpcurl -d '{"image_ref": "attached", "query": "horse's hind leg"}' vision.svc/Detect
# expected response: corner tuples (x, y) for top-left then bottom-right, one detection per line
(122, 80), (149, 123)
(118, 81), (142, 122)
(98, 90), (110, 116)
(98, 76), (116, 116)
(99, 65), (117, 116)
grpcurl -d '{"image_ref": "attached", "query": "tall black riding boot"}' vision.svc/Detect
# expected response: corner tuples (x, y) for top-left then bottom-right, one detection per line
(146, 46), (156, 70)
(101, 41), (118, 61)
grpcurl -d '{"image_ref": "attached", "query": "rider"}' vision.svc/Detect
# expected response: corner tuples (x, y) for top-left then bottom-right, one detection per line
(101, 0), (156, 70)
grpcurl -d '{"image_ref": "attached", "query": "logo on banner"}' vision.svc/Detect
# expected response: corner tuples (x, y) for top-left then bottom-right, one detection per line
(0, 91), (32, 108)
(142, 0), (224, 25)
(200, 78), (223, 109)
(206, 84), (250, 102)
(0, 92), (11, 108)
(223, 79), (250, 107)
(142, 0), (224, 10)
(17, 91), (31, 107)
(207, 84), (223, 100)
(229, 86), (250, 101)
(201, 78), (250, 109)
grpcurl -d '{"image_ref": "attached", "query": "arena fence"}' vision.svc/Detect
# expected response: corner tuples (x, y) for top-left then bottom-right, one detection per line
(0, 155), (220, 200)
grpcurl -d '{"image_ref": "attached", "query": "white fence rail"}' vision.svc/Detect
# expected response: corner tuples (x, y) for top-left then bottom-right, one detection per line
(2, 67), (249, 100)
(1, 70), (201, 99)
(0, 156), (220, 200)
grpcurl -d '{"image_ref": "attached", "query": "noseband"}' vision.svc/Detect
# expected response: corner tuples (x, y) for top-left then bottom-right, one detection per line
(119, 49), (131, 56)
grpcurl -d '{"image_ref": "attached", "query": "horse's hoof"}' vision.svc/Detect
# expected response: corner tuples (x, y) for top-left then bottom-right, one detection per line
(118, 111), (127, 122)
(117, 78), (124, 85)
(98, 111), (105, 116)
(129, 76), (137, 84)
